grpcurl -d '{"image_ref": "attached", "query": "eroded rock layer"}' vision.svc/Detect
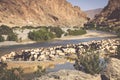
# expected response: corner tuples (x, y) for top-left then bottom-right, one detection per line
(0, 0), (87, 27)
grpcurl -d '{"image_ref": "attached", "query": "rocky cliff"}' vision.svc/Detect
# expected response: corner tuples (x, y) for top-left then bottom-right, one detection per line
(0, 0), (87, 27)
(93, 0), (120, 27)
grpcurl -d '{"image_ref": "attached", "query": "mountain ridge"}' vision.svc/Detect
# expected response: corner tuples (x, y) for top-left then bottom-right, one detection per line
(85, 8), (103, 19)
(0, 0), (87, 27)
(93, 0), (120, 27)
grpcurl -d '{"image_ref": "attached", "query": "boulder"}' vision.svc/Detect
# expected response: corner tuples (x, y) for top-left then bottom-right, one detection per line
(34, 70), (100, 80)
(103, 58), (120, 80)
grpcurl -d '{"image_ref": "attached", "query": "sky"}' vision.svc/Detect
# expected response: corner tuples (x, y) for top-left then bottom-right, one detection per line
(67, 0), (108, 11)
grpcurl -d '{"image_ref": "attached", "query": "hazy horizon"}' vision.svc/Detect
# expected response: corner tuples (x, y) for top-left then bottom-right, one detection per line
(67, 0), (108, 11)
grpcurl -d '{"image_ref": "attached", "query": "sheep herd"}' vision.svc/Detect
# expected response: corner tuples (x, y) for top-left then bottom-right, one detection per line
(0, 39), (120, 62)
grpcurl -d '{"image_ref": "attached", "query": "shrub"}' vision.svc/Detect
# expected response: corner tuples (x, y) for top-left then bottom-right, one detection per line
(84, 22), (96, 29)
(74, 50), (106, 75)
(116, 45), (120, 59)
(28, 29), (55, 41)
(50, 27), (64, 38)
(7, 33), (18, 41)
(22, 25), (34, 29)
(0, 62), (23, 80)
(0, 35), (4, 42)
(12, 26), (20, 30)
(0, 25), (13, 35)
(64, 33), (68, 36)
(67, 29), (87, 36)
(34, 66), (46, 77)
(117, 31), (120, 37)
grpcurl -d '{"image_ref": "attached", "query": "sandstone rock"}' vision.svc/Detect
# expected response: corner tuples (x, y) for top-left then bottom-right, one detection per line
(33, 70), (101, 80)
(103, 58), (120, 80)
(0, 0), (87, 27)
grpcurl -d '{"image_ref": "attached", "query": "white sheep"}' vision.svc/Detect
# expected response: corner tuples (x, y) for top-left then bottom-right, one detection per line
(1, 56), (6, 62)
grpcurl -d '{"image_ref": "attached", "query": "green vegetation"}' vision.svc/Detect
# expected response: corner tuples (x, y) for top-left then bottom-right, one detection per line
(12, 26), (21, 30)
(49, 27), (64, 38)
(0, 25), (13, 35)
(7, 34), (18, 41)
(84, 22), (96, 30)
(116, 45), (120, 59)
(67, 29), (87, 36)
(28, 27), (64, 41)
(0, 63), (23, 80)
(28, 28), (55, 41)
(22, 25), (35, 29)
(84, 22), (120, 37)
(74, 50), (106, 75)
(0, 25), (18, 41)
(34, 66), (46, 77)
(0, 35), (4, 42)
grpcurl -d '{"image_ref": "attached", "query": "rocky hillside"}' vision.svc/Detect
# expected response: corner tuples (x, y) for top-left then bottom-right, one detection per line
(0, 0), (87, 27)
(85, 8), (102, 19)
(93, 0), (120, 27)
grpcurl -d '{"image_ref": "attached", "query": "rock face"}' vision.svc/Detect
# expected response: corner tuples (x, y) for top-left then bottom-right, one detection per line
(103, 58), (120, 80)
(85, 8), (102, 19)
(34, 70), (100, 80)
(93, 0), (120, 27)
(0, 0), (87, 27)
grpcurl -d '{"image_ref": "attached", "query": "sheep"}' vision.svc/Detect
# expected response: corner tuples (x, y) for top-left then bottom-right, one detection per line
(1, 56), (6, 62)
(38, 55), (46, 61)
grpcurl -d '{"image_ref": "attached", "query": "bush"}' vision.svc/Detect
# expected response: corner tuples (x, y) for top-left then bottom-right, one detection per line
(0, 63), (23, 80)
(50, 27), (64, 38)
(0, 35), (4, 42)
(67, 29), (87, 36)
(117, 29), (120, 37)
(22, 25), (35, 29)
(12, 26), (20, 29)
(84, 22), (96, 29)
(74, 50), (106, 75)
(7, 33), (18, 41)
(0, 25), (13, 35)
(28, 29), (55, 41)
(34, 66), (46, 77)
(116, 45), (120, 59)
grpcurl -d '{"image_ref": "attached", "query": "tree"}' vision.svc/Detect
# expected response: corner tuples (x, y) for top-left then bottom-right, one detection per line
(0, 25), (13, 35)
(28, 29), (55, 41)
(50, 27), (64, 38)
(7, 33), (18, 41)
